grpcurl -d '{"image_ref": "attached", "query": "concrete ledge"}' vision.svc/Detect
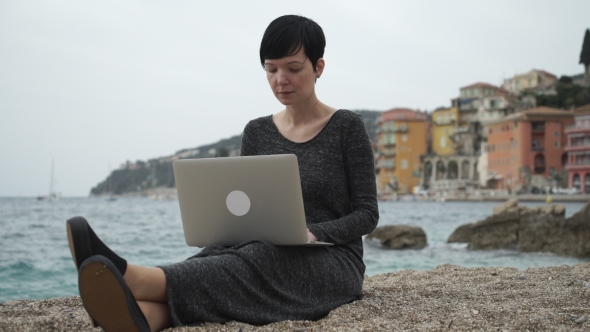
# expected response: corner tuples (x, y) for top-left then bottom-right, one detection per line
(1, 263), (589, 331)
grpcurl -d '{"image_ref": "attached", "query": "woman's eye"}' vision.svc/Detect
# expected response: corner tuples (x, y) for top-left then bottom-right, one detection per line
(289, 68), (302, 73)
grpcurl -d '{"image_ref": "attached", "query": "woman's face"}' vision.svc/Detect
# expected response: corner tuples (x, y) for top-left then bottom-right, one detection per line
(264, 46), (324, 106)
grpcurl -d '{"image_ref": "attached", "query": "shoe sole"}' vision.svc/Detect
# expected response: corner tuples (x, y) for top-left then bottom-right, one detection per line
(78, 256), (150, 332)
(66, 217), (92, 270)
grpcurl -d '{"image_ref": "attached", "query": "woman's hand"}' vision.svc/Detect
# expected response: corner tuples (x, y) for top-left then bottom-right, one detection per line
(306, 229), (318, 242)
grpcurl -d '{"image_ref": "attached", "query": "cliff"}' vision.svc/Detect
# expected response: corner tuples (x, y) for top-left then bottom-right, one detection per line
(89, 110), (381, 196)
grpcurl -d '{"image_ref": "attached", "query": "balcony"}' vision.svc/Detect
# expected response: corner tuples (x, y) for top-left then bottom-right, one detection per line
(381, 149), (396, 157)
(377, 159), (396, 169)
(565, 125), (590, 135)
(379, 140), (396, 147)
(531, 146), (545, 152)
(564, 143), (590, 152)
(531, 122), (545, 133)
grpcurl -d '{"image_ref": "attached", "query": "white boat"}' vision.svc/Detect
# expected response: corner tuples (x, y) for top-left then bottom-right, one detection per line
(37, 160), (60, 201)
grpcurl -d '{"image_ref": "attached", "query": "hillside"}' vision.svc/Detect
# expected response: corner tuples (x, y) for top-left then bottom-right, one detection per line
(90, 110), (381, 196)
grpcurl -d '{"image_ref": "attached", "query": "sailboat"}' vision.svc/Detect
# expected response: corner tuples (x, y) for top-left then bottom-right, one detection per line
(37, 159), (60, 201)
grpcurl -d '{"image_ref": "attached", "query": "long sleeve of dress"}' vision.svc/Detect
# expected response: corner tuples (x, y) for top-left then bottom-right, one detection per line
(305, 114), (379, 244)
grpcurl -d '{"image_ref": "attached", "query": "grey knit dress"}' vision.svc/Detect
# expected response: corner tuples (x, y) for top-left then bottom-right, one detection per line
(160, 109), (379, 326)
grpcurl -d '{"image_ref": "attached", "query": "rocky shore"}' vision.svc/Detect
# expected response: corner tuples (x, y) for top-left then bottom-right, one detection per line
(2, 263), (589, 331)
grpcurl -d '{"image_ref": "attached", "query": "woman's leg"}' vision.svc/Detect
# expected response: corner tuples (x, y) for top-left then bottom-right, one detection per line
(125, 265), (172, 331)
(137, 301), (171, 332)
(124, 264), (168, 303)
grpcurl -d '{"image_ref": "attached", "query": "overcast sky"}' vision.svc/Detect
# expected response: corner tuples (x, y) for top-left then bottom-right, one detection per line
(1, 1), (589, 197)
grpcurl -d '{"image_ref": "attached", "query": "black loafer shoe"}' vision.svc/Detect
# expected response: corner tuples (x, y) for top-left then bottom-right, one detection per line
(78, 255), (150, 332)
(66, 216), (93, 270)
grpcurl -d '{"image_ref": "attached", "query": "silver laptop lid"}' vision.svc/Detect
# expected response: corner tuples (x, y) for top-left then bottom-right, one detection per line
(173, 154), (310, 247)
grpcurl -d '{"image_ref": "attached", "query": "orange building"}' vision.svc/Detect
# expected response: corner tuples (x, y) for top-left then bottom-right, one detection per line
(376, 108), (427, 195)
(564, 104), (590, 193)
(486, 107), (573, 190)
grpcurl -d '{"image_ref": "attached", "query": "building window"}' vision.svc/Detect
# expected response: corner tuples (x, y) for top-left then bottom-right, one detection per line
(402, 134), (408, 142)
(401, 159), (408, 169)
(534, 154), (545, 174)
(554, 141), (559, 148)
(401, 146), (406, 152)
(441, 137), (446, 148)
(554, 131), (559, 137)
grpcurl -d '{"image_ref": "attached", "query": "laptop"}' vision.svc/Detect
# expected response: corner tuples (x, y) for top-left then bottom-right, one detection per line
(173, 154), (333, 247)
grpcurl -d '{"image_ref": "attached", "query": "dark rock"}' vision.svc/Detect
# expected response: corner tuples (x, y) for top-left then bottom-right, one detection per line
(447, 200), (590, 258)
(447, 223), (474, 243)
(518, 204), (568, 253)
(366, 225), (427, 249)
(468, 207), (523, 250)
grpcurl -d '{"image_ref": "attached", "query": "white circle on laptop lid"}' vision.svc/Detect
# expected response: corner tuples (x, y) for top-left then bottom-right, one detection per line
(226, 190), (251, 216)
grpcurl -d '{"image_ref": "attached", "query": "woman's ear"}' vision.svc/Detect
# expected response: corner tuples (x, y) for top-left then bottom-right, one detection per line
(315, 58), (325, 79)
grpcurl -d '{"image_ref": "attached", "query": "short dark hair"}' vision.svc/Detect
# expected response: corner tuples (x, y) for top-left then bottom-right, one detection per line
(259, 15), (325, 71)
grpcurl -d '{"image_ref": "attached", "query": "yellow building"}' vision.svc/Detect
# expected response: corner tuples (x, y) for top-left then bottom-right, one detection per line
(376, 108), (428, 195)
(431, 107), (459, 156)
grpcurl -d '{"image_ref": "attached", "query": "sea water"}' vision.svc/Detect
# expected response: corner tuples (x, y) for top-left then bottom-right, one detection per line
(0, 197), (587, 302)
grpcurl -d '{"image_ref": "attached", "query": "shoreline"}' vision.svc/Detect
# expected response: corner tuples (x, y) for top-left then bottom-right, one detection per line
(382, 194), (590, 203)
(2, 263), (589, 331)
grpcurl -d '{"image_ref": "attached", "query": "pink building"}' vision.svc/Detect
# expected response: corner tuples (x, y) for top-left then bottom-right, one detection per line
(564, 104), (590, 193)
(487, 107), (573, 190)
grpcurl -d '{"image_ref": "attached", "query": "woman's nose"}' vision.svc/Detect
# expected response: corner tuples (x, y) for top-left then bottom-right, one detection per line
(277, 71), (289, 85)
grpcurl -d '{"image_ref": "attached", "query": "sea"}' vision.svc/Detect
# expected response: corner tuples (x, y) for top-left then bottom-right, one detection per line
(0, 197), (588, 302)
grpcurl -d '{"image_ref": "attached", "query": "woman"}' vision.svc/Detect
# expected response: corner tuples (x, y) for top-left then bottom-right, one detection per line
(68, 15), (378, 331)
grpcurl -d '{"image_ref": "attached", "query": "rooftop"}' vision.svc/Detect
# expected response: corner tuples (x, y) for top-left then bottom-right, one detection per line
(460, 82), (502, 90)
(490, 106), (574, 124)
(380, 108), (427, 122)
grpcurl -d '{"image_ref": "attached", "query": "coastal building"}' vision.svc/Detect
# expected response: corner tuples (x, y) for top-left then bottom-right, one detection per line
(451, 82), (507, 155)
(564, 103), (590, 193)
(376, 108), (427, 195)
(571, 73), (588, 87)
(502, 69), (558, 94)
(478, 92), (514, 131)
(430, 107), (458, 156)
(421, 106), (480, 191)
(486, 107), (574, 191)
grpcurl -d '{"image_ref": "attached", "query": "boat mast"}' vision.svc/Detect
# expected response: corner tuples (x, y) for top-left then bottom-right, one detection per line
(49, 159), (55, 196)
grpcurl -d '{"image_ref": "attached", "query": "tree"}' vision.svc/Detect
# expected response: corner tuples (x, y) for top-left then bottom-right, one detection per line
(581, 28), (590, 87)
(535, 75), (590, 109)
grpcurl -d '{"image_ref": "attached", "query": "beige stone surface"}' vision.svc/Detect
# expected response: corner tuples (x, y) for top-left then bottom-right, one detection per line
(2, 263), (590, 331)
(492, 197), (519, 215)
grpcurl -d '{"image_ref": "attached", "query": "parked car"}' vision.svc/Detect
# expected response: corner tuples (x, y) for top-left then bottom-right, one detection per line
(530, 186), (546, 194)
(551, 187), (582, 195)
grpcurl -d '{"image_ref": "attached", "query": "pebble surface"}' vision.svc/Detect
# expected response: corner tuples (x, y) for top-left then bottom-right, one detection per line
(1, 263), (589, 331)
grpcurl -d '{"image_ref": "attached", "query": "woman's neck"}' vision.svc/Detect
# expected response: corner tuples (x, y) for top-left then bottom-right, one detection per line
(281, 94), (333, 126)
